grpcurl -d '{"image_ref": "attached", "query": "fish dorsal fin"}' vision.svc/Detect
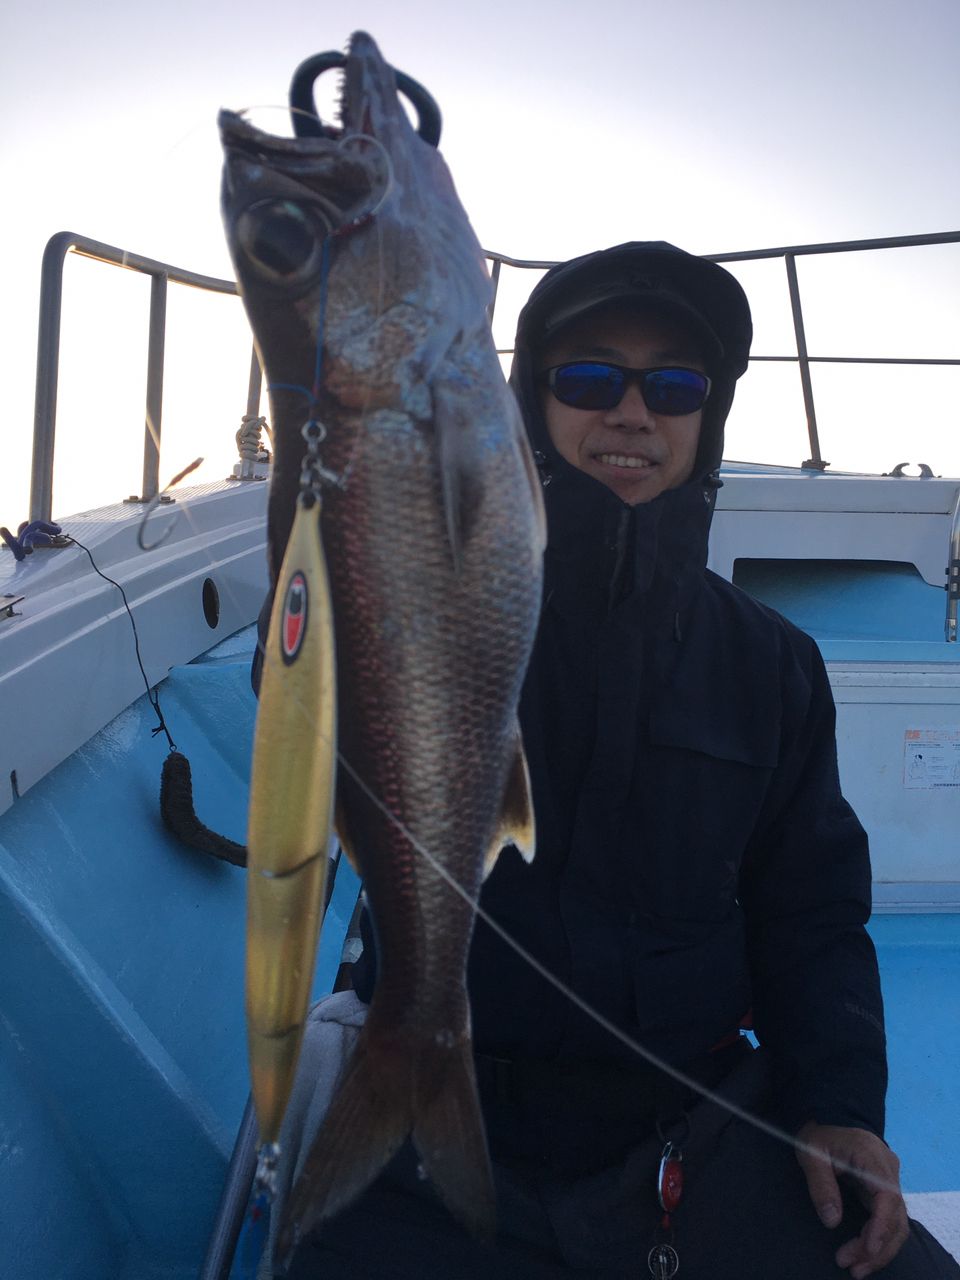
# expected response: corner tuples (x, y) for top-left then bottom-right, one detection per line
(483, 727), (536, 879)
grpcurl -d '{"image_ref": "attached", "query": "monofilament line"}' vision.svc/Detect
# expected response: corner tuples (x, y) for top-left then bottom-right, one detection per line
(153, 395), (896, 1195)
(140, 111), (894, 1196)
(330, 743), (901, 1199)
(139, 342), (894, 1193)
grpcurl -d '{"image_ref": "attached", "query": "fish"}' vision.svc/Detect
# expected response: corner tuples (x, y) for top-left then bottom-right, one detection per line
(219, 29), (546, 1257)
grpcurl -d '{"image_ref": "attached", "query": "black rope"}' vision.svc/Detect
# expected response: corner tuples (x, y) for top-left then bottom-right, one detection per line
(68, 536), (175, 750)
(68, 534), (252, 866)
(160, 750), (247, 866)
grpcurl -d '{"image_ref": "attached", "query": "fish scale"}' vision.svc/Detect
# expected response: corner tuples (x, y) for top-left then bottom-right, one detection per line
(220, 29), (544, 1262)
(324, 430), (529, 1002)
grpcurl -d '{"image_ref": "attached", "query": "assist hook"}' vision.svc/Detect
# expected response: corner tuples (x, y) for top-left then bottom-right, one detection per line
(289, 51), (442, 146)
(137, 457), (204, 552)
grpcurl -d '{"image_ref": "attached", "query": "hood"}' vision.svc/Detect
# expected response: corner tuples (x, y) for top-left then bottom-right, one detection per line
(509, 241), (752, 486)
(508, 242), (753, 616)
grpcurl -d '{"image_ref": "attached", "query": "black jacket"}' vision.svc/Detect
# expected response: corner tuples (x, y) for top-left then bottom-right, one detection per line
(462, 474), (886, 1136)
(356, 241), (887, 1137)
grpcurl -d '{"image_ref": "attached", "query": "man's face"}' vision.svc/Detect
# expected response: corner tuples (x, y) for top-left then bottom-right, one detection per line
(538, 306), (705, 506)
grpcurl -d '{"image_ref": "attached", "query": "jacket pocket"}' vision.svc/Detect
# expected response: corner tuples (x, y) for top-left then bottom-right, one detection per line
(623, 706), (777, 922)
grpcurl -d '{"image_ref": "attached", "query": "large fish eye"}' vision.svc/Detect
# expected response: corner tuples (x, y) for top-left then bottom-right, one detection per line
(237, 200), (327, 281)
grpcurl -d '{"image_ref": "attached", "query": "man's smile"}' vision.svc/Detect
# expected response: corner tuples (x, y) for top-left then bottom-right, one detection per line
(593, 452), (657, 470)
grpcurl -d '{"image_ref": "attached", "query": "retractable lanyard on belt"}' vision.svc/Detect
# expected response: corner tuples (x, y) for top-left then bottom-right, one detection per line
(647, 1120), (687, 1279)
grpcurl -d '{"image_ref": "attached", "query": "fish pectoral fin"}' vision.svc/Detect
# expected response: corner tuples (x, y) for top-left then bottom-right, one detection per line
(432, 370), (485, 573)
(483, 728), (536, 878)
(510, 394), (548, 554)
(439, 427), (464, 575)
(334, 793), (362, 875)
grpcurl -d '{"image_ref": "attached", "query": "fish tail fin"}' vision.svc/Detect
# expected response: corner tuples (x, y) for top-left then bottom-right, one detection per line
(412, 1034), (496, 1240)
(276, 1021), (414, 1260)
(276, 1021), (495, 1263)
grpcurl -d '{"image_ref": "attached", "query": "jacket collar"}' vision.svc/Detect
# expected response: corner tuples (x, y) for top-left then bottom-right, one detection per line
(538, 454), (715, 619)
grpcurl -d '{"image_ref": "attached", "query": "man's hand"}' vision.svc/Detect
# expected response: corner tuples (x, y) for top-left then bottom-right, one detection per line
(796, 1122), (909, 1278)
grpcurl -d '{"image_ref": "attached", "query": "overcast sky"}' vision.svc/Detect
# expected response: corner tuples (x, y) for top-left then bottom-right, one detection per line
(2, 0), (958, 518)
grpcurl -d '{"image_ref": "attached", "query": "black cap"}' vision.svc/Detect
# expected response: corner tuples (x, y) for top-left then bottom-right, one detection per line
(515, 241), (753, 479)
(542, 284), (725, 370)
(525, 241), (751, 380)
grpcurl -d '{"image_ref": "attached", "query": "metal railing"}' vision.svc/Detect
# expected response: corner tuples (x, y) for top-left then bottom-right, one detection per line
(30, 232), (263, 524)
(30, 229), (960, 565)
(485, 230), (960, 472)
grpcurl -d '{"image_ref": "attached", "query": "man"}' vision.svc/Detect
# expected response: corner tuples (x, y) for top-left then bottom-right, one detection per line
(282, 242), (958, 1278)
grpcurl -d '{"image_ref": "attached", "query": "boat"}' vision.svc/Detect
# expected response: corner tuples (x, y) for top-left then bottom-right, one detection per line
(1, 228), (958, 1278)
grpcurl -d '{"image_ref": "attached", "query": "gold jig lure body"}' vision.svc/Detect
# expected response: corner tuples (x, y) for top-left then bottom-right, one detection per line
(246, 494), (337, 1147)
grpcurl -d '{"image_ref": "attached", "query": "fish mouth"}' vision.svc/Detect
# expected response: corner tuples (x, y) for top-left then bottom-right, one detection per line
(218, 33), (441, 294)
(219, 107), (386, 264)
(218, 32), (399, 154)
(217, 33), (398, 231)
(340, 31), (389, 139)
(218, 42), (395, 256)
(217, 108), (343, 161)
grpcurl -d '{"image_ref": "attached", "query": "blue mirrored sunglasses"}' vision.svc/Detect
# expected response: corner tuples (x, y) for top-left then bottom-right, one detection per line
(540, 362), (711, 416)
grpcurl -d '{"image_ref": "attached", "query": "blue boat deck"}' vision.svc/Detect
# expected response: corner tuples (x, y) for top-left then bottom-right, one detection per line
(0, 630), (357, 1279)
(1, 624), (957, 1276)
(870, 914), (960, 1193)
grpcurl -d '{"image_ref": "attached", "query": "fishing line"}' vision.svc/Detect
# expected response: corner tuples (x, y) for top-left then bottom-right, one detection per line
(139, 119), (395, 671)
(264, 132), (393, 496)
(242, 212), (883, 1185)
(130, 119), (895, 1197)
(149, 322), (889, 1192)
(163, 101), (332, 161)
(162, 103), (340, 161)
(235, 104), (339, 135)
(326, 744), (902, 1199)
(133, 357), (894, 1197)
(338, 132), (395, 222)
(151, 121), (394, 875)
(137, 456), (204, 551)
(125, 447), (866, 1189)
(229, 613), (902, 1201)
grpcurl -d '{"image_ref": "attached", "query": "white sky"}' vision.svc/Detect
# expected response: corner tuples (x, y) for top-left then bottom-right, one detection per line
(2, 0), (958, 523)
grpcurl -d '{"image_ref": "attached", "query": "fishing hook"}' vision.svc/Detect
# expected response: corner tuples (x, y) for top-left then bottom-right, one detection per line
(288, 50), (442, 146)
(137, 457), (204, 552)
